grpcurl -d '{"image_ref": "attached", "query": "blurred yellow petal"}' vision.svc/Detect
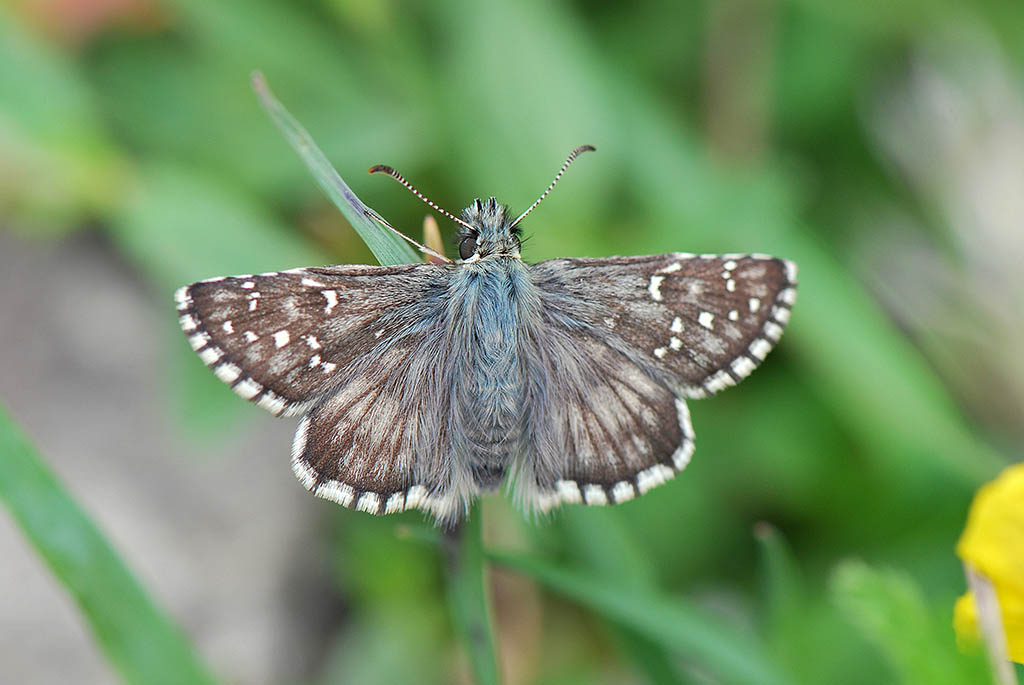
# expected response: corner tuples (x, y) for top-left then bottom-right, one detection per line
(954, 591), (980, 652)
(955, 462), (1024, 664)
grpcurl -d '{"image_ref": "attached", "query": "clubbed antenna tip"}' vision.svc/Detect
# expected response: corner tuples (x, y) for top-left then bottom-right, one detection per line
(369, 164), (475, 231)
(511, 145), (596, 228)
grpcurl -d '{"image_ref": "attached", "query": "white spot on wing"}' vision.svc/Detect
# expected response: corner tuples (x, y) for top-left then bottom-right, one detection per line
(611, 481), (635, 503)
(636, 464), (674, 494)
(731, 356), (757, 378)
(308, 354), (321, 368)
(749, 338), (772, 360)
(188, 332), (210, 351)
(222, 320), (234, 334)
(723, 260), (738, 270)
(669, 336), (683, 350)
(670, 317), (683, 333)
(749, 297), (761, 313)
(764, 321), (783, 341)
(728, 310), (739, 321)
(180, 314), (197, 331)
(301, 277), (327, 287)
(405, 485), (428, 510)
(214, 362), (241, 384)
(306, 335), (321, 349)
(784, 260), (798, 284)
(234, 378), (263, 399)
(316, 480), (355, 507)
(583, 484), (608, 506)
(322, 290), (338, 313)
(654, 346), (668, 359)
(385, 493), (406, 514)
(659, 262), (682, 274)
(704, 370), (733, 394)
(291, 434), (312, 487)
(256, 391), (287, 415)
(698, 312), (714, 329)
(675, 398), (695, 440)
(273, 330), (290, 348)
(198, 347), (222, 365)
(779, 287), (797, 305)
(322, 362), (337, 373)
(244, 331), (258, 343)
(648, 274), (665, 301)
(726, 279), (736, 292)
(174, 286), (191, 310)
(356, 492), (380, 513)
(242, 281), (256, 289)
(774, 307), (791, 325)
(556, 480), (582, 504)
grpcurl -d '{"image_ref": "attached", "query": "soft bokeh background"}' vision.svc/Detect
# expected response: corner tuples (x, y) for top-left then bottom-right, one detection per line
(2, 0), (1022, 682)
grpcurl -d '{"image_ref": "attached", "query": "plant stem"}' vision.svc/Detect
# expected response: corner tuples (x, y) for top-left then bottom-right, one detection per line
(444, 503), (500, 685)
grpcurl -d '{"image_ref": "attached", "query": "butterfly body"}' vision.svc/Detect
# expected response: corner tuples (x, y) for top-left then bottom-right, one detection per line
(177, 196), (796, 526)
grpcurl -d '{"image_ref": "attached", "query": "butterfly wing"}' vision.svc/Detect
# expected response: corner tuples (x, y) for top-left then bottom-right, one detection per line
(176, 263), (470, 522)
(518, 252), (796, 511)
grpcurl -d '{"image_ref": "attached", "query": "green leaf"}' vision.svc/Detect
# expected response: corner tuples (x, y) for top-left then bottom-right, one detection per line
(755, 522), (805, 630)
(0, 405), (217, 685)
(251, 71), (419, 267)
(830, 560), (989, 685)
(559, 508), (682, 683)
(490, 549), (792, 685)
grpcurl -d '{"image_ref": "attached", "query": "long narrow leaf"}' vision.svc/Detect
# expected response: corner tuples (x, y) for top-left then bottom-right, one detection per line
(0, 405), (217, 685)
(251, 71), (418, 266)
(490, 549), (792, 685)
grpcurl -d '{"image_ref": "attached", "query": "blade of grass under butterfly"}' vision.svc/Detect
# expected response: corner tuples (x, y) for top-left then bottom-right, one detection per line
(0, 405), (217, 685)
(490, 549), (792, 685)
(250, 70), (418, 267)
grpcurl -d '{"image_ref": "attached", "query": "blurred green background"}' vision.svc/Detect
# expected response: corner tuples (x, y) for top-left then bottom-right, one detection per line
(2, 0), (1022, 682)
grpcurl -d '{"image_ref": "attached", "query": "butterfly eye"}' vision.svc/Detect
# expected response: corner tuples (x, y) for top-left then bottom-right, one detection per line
(459, 235), (478, 260)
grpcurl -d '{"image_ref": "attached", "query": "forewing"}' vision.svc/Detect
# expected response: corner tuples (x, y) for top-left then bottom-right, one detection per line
(530, 253), (797, 398)
(175, 263), (448, 416)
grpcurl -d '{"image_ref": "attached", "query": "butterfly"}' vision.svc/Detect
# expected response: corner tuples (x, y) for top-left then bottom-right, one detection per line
(175, 146), (796, 526)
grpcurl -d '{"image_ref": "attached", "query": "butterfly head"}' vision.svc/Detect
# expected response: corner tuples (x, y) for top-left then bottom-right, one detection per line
(456, 197), (522, 262)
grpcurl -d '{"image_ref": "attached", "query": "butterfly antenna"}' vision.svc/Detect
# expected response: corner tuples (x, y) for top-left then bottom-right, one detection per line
(360, 207), (452, 263)
(369, 164), (476, 232)
(511, 144), (595, 228)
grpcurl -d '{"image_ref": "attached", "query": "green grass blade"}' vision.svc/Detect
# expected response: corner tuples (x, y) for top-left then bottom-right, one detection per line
(444, 504), (500, 685)
(490, 549), (792, 685)
(0, 405), (217, 685)
(559, 508), (682, 682)
(250, 71), (418, 266)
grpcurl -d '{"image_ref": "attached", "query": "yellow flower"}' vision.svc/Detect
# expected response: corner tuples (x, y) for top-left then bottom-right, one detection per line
(954, 462), (1024, 664)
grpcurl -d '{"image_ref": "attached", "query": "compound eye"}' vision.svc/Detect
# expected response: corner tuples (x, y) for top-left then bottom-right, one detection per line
(459, 235), (478, 260)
